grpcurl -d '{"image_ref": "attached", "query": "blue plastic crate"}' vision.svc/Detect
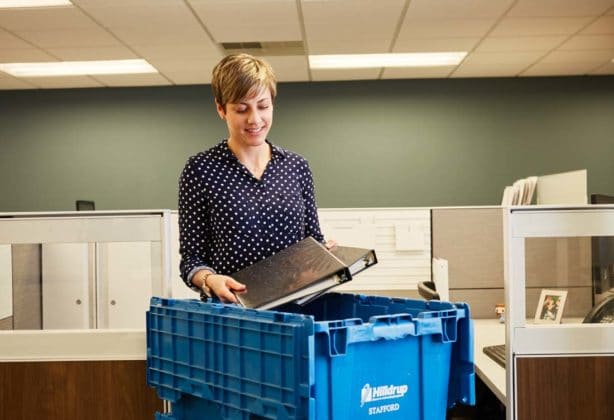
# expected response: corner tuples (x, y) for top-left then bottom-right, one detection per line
(147, 293), (474, 420)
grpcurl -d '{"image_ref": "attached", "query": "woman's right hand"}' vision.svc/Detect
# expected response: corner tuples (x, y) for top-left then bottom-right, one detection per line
(204, 273), (246, 303)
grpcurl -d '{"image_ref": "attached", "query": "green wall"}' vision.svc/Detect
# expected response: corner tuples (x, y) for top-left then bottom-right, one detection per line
(0, 76), (612, 212)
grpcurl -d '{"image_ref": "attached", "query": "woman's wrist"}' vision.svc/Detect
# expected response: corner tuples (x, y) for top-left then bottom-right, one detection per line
(194, 270), (214, 297)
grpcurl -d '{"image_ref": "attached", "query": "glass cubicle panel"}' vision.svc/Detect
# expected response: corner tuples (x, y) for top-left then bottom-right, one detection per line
(0, 211), (172, 331)
(504, 206), (614, 420)
(523, 235), (613, 324)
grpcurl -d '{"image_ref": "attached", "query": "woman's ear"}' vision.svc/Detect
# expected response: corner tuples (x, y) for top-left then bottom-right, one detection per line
(215, 100), (226, 120)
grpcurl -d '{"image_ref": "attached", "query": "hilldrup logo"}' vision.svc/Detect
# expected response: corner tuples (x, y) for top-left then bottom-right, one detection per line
(360, 383), (409, 407)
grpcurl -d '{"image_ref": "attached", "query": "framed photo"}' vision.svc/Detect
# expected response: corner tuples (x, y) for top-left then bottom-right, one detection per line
(534, 289), (568, 324)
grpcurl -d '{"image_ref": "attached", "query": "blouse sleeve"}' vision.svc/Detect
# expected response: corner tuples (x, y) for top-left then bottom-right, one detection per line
(178, 157), (215, 288)
(301, 160), (325, 243)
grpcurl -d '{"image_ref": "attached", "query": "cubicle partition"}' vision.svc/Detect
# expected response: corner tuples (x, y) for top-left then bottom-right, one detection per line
(432, 206), (593, 319)
(0, 210), (172, 419)
(504, 206), (614, 420)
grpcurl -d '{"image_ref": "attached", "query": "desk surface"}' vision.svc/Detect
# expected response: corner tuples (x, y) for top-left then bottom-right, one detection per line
(474, 319), (506, 404)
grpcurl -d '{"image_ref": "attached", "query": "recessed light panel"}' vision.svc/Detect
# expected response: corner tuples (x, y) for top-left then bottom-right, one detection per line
(0, 59), (158, 77)
(309, 52), (467, 69)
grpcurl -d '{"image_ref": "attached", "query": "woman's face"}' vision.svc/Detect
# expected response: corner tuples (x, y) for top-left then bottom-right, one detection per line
(217, 86), (273, 150)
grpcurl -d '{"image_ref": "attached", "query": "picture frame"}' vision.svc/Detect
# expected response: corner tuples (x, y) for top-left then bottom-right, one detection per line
(534, 289), (568, 324)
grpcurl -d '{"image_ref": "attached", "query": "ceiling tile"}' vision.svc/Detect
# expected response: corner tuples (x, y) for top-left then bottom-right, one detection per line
(189, 0), (301, 42)
(451, 64), (522, 77)
(475, 36), (566, 52)
(559, 34), (614, 50)
(20, 76), (103, 89)
(397, 18), (496, 39)
(405, 0), (515, 19)
(108, 24), (212, 47)
(589, 61), (614, 74)
(491, 17), (593, 36)
(522, 48), (614, 75)
(302, 0), (404, 25)
(521, 61), (605, 76)
(15, 27), (120, 49)
(460, 51), (545, 64)
(131, 44), (221, 60)
(539, 49), (614, 63)
(0, 6), (96, 31)
(45, 45), (138, 61)
(507, 0), (614, 17)
(163, 70), (211, 85)
(381, 66), (455, 79)
(452, 51), (544, 76)
(0, 48), (56, 62)
(308, 38), (391, 55)
(74, 0), (198, 29)
(0, 28), (33, 49)
(93, 72), (171, 87)
(260, 55), (309, 82)
(303, 0), (404, 53)
(393, 37), (480, 52)
(310, 67), (381, 82)
(0, 77), (37, 90)
(580, 15), (614, 34)
(147, 57), (219, 75)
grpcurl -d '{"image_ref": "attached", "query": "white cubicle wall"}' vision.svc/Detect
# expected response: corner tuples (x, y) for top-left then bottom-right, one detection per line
(0, 245), (12, 321)
(318, 208), (431, 291)
(0, 211), (172, 331)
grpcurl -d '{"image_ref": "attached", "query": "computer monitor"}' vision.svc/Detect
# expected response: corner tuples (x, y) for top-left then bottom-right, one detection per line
(590, 194), (614, 302)
(591, 194), (614, 205)
(75, 200), (95, 211)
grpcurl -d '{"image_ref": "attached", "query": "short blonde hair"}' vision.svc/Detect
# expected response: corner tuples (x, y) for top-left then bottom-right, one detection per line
(211, 53), (277, 108)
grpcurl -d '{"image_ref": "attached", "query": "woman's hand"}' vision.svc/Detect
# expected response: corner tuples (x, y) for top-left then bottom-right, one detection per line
(205, 274), (246, 303)
(324, 239), (338, 250)
(193, 270), (246, 303)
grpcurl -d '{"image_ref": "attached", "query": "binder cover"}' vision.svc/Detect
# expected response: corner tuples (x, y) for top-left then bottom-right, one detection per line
(292, 245), (378, 306)
(232, 237), (352, 310)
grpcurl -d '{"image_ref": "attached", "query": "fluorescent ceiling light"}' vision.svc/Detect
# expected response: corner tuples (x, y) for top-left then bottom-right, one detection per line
(0, 59), (158, 77)
(309, 52), (467, 69)
(0, 0), (72, 8)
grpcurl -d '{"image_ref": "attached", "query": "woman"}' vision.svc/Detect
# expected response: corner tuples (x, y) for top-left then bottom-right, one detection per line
(178, 53), (332, 303)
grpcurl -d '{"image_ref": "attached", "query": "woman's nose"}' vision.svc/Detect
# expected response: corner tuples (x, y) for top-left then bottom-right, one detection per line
(247, 110), (261, 124)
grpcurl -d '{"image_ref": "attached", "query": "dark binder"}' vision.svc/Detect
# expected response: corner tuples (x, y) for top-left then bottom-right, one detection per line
(231, 237), (376, 310)
(331, 245), (378, 276)
(294, 245), (378, 305)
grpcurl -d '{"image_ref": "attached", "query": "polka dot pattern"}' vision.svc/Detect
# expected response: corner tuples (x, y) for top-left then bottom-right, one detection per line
(178, 139), (325, 288)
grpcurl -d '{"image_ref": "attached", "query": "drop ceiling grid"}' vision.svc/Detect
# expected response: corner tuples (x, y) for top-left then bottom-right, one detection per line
(0, 0), (612, 88)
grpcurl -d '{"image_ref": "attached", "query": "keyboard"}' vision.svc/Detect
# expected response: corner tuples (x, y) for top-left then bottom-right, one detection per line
(483, 344), (506, 368)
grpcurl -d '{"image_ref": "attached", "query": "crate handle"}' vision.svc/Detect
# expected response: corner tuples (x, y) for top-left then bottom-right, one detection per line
(328, 326), (349, 356)
(370, 314), (415, 340)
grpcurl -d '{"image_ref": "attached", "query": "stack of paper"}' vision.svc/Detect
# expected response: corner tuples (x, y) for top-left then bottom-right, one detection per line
(501, 176), (537, 206)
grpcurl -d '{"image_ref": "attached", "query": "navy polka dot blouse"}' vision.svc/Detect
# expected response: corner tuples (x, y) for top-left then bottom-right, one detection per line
(178, 139), (325, 290)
